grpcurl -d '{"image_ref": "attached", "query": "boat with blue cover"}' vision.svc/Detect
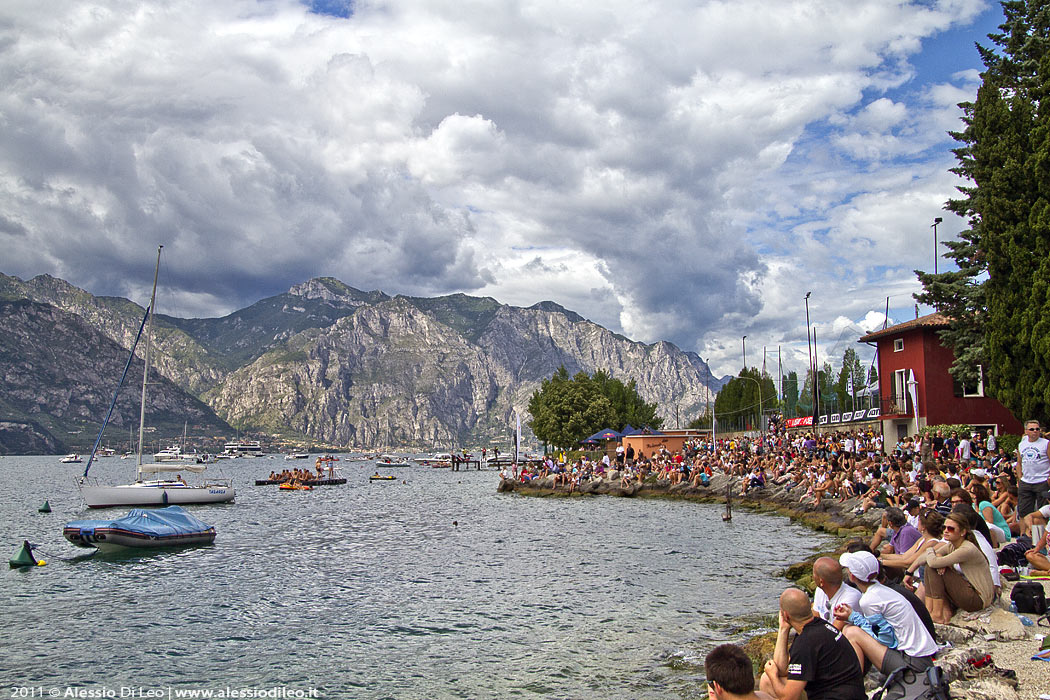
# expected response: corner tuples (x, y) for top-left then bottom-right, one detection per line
(63, 506), (216, 552)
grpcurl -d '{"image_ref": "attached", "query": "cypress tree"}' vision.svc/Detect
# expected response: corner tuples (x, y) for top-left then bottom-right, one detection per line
(917, 1), (1050, 419)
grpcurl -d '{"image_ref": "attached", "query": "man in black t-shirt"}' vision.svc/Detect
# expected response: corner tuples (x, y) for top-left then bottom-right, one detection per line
(760, 588), (865, 700)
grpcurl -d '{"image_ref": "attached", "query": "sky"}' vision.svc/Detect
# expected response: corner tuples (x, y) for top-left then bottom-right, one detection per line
(0, 0), (1008, 380)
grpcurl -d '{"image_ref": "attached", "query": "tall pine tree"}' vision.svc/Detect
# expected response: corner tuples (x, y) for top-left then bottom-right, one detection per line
(916, 1), (1050, 420)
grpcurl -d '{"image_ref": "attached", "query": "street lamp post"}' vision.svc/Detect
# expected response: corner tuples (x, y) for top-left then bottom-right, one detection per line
(932, 217), (942, 274)
(705, 356), (713, 449)
(805, 292), (819, 436)
(742, 335), (747, 371)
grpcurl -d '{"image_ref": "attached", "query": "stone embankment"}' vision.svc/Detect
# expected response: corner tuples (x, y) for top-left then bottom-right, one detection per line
(498, 472), (1047, 700)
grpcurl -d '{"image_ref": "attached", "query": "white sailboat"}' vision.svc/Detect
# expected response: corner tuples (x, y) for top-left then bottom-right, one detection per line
(76, 245), (235, 508)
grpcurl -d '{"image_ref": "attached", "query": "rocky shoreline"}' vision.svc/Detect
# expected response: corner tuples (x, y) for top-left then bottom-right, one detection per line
(498, 472), (1046, 699)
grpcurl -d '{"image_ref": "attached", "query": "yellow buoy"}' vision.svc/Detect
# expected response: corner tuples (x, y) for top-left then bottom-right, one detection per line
(37, 560), (46, 566)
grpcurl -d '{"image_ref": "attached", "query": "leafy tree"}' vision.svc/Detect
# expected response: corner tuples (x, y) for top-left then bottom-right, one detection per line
(782, 370), (800, 416)
(916, 1), (1050, 420)
(714, 368), (776, 429)
(527, 367), (658, 449)
(835, 348), (866, 413)
(590, 369), (663, 430)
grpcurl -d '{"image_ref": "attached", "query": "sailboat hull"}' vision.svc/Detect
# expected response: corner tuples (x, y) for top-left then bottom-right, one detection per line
(79, 482), (235, 508)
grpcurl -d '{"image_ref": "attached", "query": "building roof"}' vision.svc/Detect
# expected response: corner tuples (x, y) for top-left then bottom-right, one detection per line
(858, 312), (950, 343)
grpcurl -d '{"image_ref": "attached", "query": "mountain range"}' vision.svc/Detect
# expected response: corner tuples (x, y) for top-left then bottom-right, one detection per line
(0, 272), (727, 453)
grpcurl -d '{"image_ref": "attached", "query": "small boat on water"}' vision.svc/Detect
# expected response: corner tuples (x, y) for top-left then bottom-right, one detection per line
(369, 474), (396, 481)
(377, 454), (411, 467)
(63, 506), (216, 552)
(415, 452), (452, 467)
(278, 482), (313, 491)
(285, 453), (310, 460)
(154, 445), (194, 462)
(60, 453), (82, 463)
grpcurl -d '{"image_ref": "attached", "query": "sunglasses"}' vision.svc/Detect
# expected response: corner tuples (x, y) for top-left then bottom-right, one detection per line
(943, 524), (959, 533)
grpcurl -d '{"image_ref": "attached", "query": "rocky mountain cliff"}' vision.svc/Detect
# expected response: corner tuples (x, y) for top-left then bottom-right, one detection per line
(0, 273), (725, 450)
(0, 299), (232, 453)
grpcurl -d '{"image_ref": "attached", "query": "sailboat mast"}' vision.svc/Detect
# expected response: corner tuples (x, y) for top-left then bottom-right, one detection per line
(137, 245), (163, 478)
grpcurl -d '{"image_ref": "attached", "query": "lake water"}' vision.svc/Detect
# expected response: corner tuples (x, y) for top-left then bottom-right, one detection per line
(1, 456), (832, 699)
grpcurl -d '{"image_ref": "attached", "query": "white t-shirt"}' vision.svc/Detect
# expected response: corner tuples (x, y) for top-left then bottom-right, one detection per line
(858, 582), (939, 658)
(814, 583), (862, 622)
(1018, 436), (1050, 483)
(974, 531), (1000, 587)
(1039, 504), (1050, 519)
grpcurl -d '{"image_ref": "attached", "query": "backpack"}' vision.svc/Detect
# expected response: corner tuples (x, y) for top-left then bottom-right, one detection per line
(871, 664), (950, 700)
(997, 536), (1033, 568)
(1011, 581), (1048, 615)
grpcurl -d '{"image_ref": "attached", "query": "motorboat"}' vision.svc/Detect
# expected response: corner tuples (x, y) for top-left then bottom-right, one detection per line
(63, 506), (216, 552)
(154, 445), (193, 462)
(285, 452), (310, 460)
(60, 453), (82, 463)
(224, 440), (263, 456)
(74, 246), (235, 508)
(416, 452), (452, 467)
(377, 454), (411, 467)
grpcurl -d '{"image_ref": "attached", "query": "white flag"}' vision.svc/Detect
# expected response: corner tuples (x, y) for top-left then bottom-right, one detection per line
(846, 376), (853, 394)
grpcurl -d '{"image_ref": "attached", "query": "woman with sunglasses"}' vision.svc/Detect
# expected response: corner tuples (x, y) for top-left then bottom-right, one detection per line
(921, 512), (995, 624)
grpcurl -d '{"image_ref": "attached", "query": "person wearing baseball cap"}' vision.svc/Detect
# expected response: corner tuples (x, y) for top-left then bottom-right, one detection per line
(833, 551), (939, 677)
(904, 498), (922, 529)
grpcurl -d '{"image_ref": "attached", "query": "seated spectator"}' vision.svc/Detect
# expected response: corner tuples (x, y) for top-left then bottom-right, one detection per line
(971, 481), (1011, 545)
(869, 507), (921, 562)
(1025, 526), (1050, 575)
(833, 551), (940, 677)
(760, 588), (865, 700)
(703, 643), (775, 700)
(922, 511), (996, 623)
(952, 503), (1001, 599)
(811, 556), (861, 623)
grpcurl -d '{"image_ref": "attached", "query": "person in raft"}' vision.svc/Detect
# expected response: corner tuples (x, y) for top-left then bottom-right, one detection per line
(703, 643), (775, 700)
(832, 551), (939, 676)
(759, 588), (865, 700)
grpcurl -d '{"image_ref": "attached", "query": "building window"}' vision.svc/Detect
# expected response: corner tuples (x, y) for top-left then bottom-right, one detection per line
(893, 338), (904, 352)
(893, 369), (908, 413)
(953, 365), (985, 398)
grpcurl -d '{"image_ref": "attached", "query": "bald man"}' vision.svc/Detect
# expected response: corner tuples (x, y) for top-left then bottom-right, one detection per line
(759, 588), (865, 700)
(811, 557), (861, 625)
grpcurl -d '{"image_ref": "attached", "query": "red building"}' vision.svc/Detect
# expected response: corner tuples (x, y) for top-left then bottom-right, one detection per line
(858, 312), (1022, 444)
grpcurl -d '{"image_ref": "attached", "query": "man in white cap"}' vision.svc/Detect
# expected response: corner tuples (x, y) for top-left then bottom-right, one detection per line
(832, 551), (939, 676)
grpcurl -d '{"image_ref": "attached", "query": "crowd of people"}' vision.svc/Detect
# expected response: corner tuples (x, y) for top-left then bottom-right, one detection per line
(697, 417), (1050, 698)
(268, 456), (337, 485)
(502, 417), (1050, 695)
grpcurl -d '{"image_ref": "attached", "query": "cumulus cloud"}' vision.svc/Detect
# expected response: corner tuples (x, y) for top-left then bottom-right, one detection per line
(0, 0), (992, 376)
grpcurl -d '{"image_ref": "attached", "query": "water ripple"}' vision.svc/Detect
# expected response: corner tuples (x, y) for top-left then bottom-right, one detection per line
(2, 456), (832, 698)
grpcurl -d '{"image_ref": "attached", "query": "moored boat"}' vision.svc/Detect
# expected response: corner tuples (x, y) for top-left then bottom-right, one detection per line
(74, 246), (235, 509)
(377, 454), (411, 467)
(63, 505), (216, 552)
(60, 453), (82, 463)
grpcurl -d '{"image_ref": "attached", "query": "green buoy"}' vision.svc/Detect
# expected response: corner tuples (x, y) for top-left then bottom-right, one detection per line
(38, 500), (51, 513)
(9, 540), (41, 568)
